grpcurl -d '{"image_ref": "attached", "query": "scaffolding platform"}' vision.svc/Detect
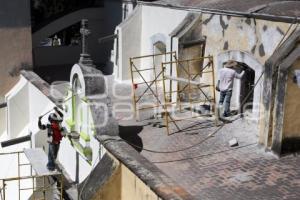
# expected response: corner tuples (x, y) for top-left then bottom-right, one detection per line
(161, 55), (218, 135)
(0, 149), (63, 200)
(24, 148), (61, 176)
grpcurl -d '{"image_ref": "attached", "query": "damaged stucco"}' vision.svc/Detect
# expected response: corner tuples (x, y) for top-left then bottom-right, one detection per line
(262, 28), (300, 154)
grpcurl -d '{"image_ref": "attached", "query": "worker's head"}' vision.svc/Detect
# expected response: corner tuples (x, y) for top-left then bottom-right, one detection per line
(48, 113), (62, 123)
(224, 60), (238, 68)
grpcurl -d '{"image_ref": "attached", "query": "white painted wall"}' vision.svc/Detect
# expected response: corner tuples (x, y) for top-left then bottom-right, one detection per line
(0, 106), (6, 138)
(114, 5), (187, 81)
(0, 75), (102, 198)
(114, 5), (143, 81)
(6, 77), (30, 139)
(141, 6), (186, 55)
(1, 77), (57, 200)
(140, 6), (187, 81)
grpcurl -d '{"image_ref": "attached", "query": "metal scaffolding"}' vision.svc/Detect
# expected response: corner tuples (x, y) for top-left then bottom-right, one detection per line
(130, 51), (177, 120)
(161, 55), (217, 135)
(0, 149), (63, 200)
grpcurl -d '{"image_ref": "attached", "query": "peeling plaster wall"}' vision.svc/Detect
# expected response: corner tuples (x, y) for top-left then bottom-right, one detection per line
(202, 14), (291, 63)
(91, 153), (160, 200)
(92, 160), (122, 200)
(202, 13), (292, 118)
(120, 164), (160, 200)
(281, 59), (300, 150)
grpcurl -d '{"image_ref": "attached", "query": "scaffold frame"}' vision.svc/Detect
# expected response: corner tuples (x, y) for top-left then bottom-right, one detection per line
(130, 51), (177, 120)
(0, 151), (63, 200)
(161, 55), (217, 135)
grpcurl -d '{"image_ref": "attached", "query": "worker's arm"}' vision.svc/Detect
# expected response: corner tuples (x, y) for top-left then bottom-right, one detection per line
(54, 107), (64, 118)
(60, 127), (67, 137)
(235, 70), (245, 79)
(38, 116), (46, 130)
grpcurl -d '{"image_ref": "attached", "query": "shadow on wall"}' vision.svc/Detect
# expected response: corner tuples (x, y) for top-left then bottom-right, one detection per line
(33, 64), (73, 83)
(119, 125), (143, 152)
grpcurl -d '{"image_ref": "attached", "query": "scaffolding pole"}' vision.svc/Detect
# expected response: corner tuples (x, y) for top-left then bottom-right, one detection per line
(130, 51), (177, 120)
(0, 149), (63, 200)
(161, 55), (217, 135)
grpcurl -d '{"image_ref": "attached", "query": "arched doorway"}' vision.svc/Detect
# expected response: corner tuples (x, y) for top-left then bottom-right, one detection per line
(239, 63), (255, 113)
(217, 51), (263, 120)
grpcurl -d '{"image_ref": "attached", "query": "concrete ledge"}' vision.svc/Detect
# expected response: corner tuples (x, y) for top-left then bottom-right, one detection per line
(96, 135), (195, 200)
(20, 70), (58, 105)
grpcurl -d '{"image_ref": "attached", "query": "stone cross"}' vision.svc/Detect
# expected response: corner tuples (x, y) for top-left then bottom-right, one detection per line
(79, 19), (94, 66)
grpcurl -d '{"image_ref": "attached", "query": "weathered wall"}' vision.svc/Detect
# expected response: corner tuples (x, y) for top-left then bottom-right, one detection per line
(202, 13), (292, 113)
(281, 58), (300, 151)
(92, 157), (159, 200)
(93, 164), (122, 200)
(0, 0), (32, 97)
(202, 14), (291, 63)
(120, 164), (159, 200)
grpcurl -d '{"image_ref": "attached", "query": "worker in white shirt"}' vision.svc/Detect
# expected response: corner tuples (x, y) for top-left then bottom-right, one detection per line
(217, 60), (244, 117)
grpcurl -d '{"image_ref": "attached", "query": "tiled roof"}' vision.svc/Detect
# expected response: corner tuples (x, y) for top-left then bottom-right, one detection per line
(140, 0), (300, 20)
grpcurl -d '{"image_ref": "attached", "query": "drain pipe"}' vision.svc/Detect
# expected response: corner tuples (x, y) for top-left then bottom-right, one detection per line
(0, 103), (7, 109)
(1, 133), (32, 148)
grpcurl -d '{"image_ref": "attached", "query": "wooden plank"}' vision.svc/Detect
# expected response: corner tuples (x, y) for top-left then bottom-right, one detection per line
(24, 148), (60, 176)
(165, 75), (210, 87)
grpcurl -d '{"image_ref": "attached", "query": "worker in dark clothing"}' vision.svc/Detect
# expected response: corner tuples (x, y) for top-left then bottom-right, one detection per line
(38, 107), (66, 171)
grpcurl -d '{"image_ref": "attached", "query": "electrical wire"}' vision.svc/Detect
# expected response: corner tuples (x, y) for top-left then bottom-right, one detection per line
(35, 41), (284, 199)
(152, 143), (257, 164)
(125, 125), (223, 154)
(114, 68), (265, 154)
(122, 23), (298, 157)
(30, 19), (300, 200)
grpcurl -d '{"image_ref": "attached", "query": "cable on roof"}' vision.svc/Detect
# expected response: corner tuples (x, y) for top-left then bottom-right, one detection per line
(152, 143), (257, 164)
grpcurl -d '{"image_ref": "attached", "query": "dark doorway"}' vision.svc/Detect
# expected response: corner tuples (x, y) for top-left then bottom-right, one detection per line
(239, 63), (255, 112)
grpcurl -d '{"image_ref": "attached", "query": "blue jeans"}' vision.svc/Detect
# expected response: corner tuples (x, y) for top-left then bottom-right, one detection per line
(47, 143), (60, 170)
(219, 90), (232, 116)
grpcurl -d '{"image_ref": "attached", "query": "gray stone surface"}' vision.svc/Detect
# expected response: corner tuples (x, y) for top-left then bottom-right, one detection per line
(112, 80), (300, 200)
(142, 0), (300, 22)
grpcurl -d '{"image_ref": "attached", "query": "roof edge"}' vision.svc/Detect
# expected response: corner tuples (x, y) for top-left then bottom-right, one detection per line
(137, 1), (299, 24)
(96, 134), (196, 200)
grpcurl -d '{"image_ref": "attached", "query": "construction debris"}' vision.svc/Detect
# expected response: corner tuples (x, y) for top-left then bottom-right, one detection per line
(229, 138), (239, 147)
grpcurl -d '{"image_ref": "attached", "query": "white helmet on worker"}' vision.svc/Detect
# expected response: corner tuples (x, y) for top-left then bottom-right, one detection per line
(224, 60), (238, 68)
(48, 113), (62, 122)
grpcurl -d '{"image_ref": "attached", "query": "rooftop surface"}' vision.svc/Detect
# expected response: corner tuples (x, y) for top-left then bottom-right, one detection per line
(141, 0), (300, 19)
(114, 82), (300, 200)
